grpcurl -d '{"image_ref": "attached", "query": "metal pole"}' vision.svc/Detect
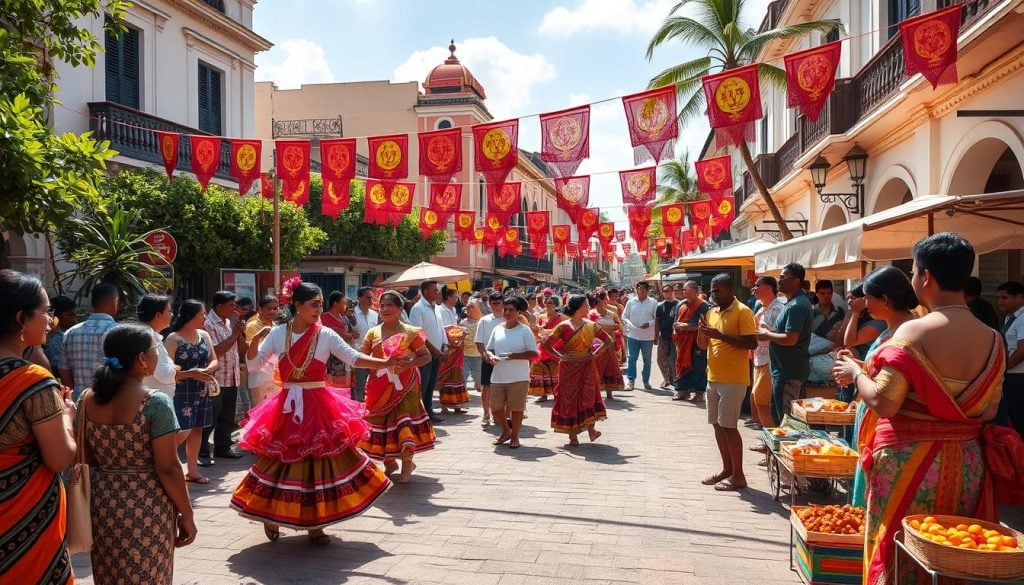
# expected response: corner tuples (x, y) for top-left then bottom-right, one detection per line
(272, 149), (281, 293)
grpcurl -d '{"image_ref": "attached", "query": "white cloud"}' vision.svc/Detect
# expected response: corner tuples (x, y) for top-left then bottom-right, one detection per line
(255, 39), (335, 89)
(538, 0), (676, 37)
(392, 37), (556, 119)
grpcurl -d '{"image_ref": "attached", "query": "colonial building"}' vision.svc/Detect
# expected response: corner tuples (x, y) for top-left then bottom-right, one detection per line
(254, 42), (579, 291)
(706, 0), (1023, 287)
(5, 0), (270, 280)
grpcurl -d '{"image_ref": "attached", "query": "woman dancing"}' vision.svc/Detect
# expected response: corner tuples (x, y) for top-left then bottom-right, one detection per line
(529, 296), (566, 403)
(544, 294), (612, 446)
(231, 281), (400, 545)
(358, 290), (437, 483)
(589, 291), (625, 401)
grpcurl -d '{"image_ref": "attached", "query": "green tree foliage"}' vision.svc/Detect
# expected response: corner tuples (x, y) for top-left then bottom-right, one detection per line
(647, 0), (840, 239)
(60, 170), (326, 279)
(0, 0), (128, 235)
(305, 176), (448, 262)
(650, 151), (700, 239)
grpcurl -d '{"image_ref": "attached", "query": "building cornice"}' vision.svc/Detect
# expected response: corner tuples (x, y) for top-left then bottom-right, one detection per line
(166, 0), (273, 53)
(183, 27), (255, 69)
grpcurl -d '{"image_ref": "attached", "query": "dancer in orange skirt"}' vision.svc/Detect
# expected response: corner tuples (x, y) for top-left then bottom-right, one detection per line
(529, 296), (566, 403)
(436, 325), (470, 413)
(359, 290), (437, 484)
(231, 281), (401, 545)
(589, 291), (626, 401)
(544, 294), (612, 446)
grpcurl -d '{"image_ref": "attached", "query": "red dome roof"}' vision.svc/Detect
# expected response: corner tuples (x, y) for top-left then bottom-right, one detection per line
(424, 41), (486, 100)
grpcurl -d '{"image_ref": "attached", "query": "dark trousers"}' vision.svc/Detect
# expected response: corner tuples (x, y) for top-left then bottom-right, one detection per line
(419, 358), (440, 414)
(1002, 373), (1024, 438)
(201, 385), (238, 456)
(770, 376), (804, 427)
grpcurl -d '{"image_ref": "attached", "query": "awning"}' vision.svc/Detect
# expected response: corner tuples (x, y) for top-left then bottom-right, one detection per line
(755, 190), (1024, 278)
(665, 238), (776, 274)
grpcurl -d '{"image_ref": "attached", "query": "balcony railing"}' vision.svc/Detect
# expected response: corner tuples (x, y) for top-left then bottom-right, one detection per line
(940, 0), (993, 29)
(495, 252), (553, 275)
(854, 35), (906, 119)
(89, 101), (232, 180)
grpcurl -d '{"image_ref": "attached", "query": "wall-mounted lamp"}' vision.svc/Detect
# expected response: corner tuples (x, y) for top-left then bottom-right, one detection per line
(809, 146), (868, 216)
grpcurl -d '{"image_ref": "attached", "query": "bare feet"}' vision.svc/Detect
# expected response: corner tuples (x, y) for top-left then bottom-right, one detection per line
(509, 436), (520, 449)
(397, 461), (416, 484)
(263, 523), (280, 542)
(384, 459), (398, 476)
(481, 417), (491, 428)
(714, 478), (748, 491)
(308, 529), (331, 545)
(568, 434), (580, 447)
(492, 432), (512, 446)
(588, 429), (602, 442)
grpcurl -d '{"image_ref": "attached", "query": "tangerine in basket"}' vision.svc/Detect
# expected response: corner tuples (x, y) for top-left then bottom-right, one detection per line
(910, 517), (1020, 552)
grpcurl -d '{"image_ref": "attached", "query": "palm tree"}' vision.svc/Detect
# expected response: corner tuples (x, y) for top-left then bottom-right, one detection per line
(656, 150), (699, 204)
(647, 0), (840, 240)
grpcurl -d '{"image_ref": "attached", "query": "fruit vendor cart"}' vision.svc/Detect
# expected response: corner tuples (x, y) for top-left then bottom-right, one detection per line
(790, 505), (865, 585)
(893, 514), (1024, 584)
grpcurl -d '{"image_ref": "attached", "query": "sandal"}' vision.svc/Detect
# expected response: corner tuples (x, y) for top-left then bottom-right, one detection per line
(308, 530), (331, 545)
(714, 479), (748, 492)
(480, 418), (491, 428)
(492, 433), (512, 446)
(264, 523), (280, 542)
(185, 474), (210, 484)
(701, 472), (729, 486)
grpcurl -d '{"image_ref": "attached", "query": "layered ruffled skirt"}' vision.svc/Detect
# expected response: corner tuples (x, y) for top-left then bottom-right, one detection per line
(359, 388), (436, 461)
(529, 359), (558, 397)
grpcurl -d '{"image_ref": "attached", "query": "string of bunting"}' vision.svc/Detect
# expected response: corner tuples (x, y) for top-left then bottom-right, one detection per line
(137, 4), (963, 261)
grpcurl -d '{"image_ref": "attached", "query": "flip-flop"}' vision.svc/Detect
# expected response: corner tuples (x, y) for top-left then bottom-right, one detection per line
(492, 434), (512, 446)
(714, 480), (748, 491)
(701, 472), (729, 486)
(185, 474), (210, 484)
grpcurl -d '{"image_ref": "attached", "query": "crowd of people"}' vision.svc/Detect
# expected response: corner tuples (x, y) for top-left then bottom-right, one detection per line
(2, 231), (1023, 584)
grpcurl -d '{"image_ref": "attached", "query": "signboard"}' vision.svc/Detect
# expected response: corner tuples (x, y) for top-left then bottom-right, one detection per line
(144, 230), (177, 265)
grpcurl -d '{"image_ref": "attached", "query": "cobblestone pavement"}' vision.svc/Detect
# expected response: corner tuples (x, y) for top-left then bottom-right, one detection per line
(72, 365), (815, 585)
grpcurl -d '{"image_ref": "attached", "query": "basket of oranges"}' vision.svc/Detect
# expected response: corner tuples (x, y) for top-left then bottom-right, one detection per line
(791, 399), (856, 425)
(902, 515), (1024, 580)
(780, 440), (858, 477)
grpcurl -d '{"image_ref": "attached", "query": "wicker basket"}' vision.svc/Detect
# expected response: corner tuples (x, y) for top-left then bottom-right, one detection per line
(901, 514), (1024, 580)
(792, 400), (856, 425)
(780, 443), (857, 477)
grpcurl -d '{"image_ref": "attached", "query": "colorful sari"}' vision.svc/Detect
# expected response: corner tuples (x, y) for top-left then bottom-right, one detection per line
(231, 324), (391, 530)
(437, 326), (470, 407)
(529, 313), (567, 397)
(851, 328), (894, 508)
(358, 324), (436, 460)
(550, 321), (610, 434)
(862, 332), (1005, 585)
(590, 310), (625, 392)
(0, 358), (72, 584)
(673, 300), (707, 390)
(321, 312), (352, 388)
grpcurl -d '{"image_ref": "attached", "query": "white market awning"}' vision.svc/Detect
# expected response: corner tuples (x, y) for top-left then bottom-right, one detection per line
(754, 190), (1024, 279)
(672, 238), (777, 271)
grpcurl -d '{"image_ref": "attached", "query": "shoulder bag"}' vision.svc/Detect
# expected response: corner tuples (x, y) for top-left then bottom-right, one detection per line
(65, 391), (93, 554)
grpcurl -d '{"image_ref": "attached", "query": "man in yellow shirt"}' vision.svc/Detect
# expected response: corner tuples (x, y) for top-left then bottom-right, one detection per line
(698, 273), (757, 492)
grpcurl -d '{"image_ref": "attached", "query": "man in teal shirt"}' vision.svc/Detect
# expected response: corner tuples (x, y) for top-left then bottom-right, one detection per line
(756, 263), (813, 425)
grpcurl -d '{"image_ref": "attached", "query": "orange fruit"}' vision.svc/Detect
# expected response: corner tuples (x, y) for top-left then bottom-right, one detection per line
(948, 534), (963, 545)
(956, 524), (969, 532)
(933, 535), (948, 544)
(910, 520), (921, 531)
(923, 516), (937, 525)
(999, 545), (1018, 552)
(961, 539), (978, 549)
(928, 525), (944, 536)
(984, 530), (999, 539)
(968, 524), (984, 536)
(988, 536), (1003, 546)
(999, 536), (1017, 548)
(980, 544), (998, 551)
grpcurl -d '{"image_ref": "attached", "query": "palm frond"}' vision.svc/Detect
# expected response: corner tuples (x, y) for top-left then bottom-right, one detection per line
(740, 19), (844, 62)
(646, 16), (724, 60)
(757, 63), (788, 90)
(647, 56), (712, 90)
(674, 82), (707, 130)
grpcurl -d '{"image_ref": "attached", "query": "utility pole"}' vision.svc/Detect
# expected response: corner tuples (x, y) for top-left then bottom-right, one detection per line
(271, 149), (281, 293)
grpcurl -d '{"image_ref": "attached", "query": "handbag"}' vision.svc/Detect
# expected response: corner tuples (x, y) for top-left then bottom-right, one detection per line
(65, 391), (93, 554)
(204, 377), (221, 397)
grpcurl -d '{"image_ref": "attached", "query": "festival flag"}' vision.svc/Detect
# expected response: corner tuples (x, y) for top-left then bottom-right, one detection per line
(428, 183), (462, 225)
(498, 228), (520, 257)
(155, 131), (179, 180)
(453, 210), (476, 242)
(472, 227), (486, 245)
(627, 205), (652, 242)
(619, 166), (657, 207)
(473, 119), (519, 196)
(622, 86), (678, 164)
(597, 222), (615, 255)
(275, 139), (311, 202)
(566, 242), (579, 261)
(540, 104), (590, 177)
(637, 238), (649, 259)
(419, 208), (444, 240)
(363, 179), (389, 225)
(682, 229), (699, 254)
(555, 175), (590, 222)
(321, 177), (350, 219)
(702, 64), (763, 148)
(552, 224), (571, 259)
(386, 182), (415, 226)
(487, 182), (522, 224)
(615, 230), (626, 242)
(368, 134), (409, 183)
(483, 213), (505, 250)
(526, 211), (550, 259)
(229, 139), (261, 196)
(710, 196), (736, 237)
(320, 138), (357, 205)
(784, 41), (842, 123)
(576, 207), (600, 244)
(690, 200), (712, 237)
(900, 4), (962, 89)
(260, 173), (274, 200)
(418, 128), (462, 185)
(190, 135), (222, 192)
(660, 203), (686, 233)
(694, 155), (733, 200)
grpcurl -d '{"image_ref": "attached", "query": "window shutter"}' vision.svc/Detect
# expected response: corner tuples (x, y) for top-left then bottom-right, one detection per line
(210, 66), (222, 135)
(122, 28), (140, 109)
(197, 62), (222, 135)
(104, 26), (120, 103)
(198, 63), (210, 132)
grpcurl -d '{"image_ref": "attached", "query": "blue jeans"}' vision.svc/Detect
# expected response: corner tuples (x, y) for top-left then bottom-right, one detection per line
(626, 337), (654, 385)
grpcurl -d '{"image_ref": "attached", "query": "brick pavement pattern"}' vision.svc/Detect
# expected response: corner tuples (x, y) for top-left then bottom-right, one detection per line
(72, 366), (801, 585)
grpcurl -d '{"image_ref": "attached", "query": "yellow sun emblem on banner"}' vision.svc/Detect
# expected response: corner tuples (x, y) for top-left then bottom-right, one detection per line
(375, 140), (402, 171)
(666, 207), (682, 224)
(481, 128), (511, 163)
(914, 20), (952, 64)
(458, 214), (473, 228)
(369, 183), (387, 206)
(390, 184), (410, 207)
(236, 144), (257, 173)
(161, 136), (176, 161)
(424, 210), (438, 226)
(715, 77), (752, 122)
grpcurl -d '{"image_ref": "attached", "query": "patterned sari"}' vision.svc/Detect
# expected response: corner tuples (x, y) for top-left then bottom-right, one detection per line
(0, 359), (72, 584)
(590, 310), (625, 392)
(862, 332), (1005, 585)
(359, 324), (436, 460)
(549, 321), (610, 434)
(529, 313), (567, 397)
(437, 326), (470, 407)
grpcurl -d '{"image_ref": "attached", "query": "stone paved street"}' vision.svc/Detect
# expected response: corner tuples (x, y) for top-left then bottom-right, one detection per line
(71, 365), (809, 585)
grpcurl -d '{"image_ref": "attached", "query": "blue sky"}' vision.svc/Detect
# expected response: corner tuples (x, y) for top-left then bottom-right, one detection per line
(253, 0), (771, 224)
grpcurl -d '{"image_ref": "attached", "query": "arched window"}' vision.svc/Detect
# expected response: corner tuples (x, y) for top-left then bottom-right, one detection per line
(436, 118), (453, 130)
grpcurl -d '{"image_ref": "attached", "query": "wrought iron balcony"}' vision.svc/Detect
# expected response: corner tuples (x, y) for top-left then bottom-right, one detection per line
(854, 35), (905, 120)
(89, 101), (232, 180)
(495, 252), (553, 275)
(940, 0), (994, 29)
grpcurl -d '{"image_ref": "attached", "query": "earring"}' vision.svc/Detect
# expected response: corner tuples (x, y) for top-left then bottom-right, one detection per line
(19, 329), (25, 343)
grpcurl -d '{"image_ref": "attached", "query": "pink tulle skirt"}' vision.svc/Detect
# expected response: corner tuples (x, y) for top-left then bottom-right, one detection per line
(239, 385), (371, 463)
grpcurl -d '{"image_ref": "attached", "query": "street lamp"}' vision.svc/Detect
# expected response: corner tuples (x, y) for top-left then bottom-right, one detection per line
(809, 146), (869, 216)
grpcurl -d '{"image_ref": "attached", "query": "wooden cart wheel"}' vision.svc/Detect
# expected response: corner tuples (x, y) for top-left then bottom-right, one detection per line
(769, 454), (782, 501)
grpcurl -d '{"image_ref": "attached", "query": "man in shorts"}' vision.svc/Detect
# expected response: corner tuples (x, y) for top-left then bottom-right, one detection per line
(750, 276), (785, 443)
(475, 292), (506, 427)
(698, 273), (757, 491)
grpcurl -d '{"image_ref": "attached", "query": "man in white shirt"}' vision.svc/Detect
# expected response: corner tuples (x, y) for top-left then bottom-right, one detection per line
(474, 292), (506, 428)
(996, 280), (1024, 437)
(436, 287), (459, 328)
(750, 276), (786, 440)
(622, 281), (659, 390)
(409, 280), (446, 421)
(352, 287), (380, 402)
(485, 296), (538, 448)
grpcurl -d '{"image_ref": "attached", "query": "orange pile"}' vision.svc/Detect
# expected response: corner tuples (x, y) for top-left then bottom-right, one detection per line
(910, 517), (1020, 551)
(789, 440), (849, 457)
(796, 505), (865, 535)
